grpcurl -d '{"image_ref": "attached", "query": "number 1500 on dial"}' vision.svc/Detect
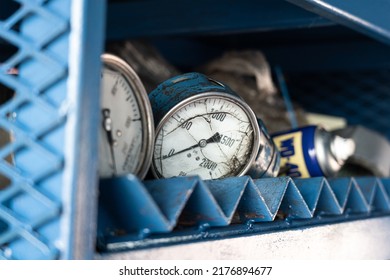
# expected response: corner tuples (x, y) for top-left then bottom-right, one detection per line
(152, 94), (259, 180)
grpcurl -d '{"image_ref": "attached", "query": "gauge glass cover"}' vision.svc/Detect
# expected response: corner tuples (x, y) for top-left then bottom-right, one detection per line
(99, 54), (153, 179)
(152, 94), (257, 179)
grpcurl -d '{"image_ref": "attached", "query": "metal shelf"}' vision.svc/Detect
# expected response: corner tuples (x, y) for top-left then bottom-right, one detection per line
(106, 0), (332, 39)
(287, 0), (390, 46)
(97, 215), (390, 259)
(106, 0), (390, 46)
(96, 176), (390, 259)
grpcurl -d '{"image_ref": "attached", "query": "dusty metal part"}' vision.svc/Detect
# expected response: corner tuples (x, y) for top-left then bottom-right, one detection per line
(148, 72), (280, 180)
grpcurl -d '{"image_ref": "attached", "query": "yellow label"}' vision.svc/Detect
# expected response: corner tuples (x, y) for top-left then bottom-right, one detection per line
(273, 131), (310, 178)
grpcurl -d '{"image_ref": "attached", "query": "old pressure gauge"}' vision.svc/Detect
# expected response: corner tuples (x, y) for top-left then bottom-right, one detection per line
(99, 54), (154, 179)
(149, 72), (280, 180)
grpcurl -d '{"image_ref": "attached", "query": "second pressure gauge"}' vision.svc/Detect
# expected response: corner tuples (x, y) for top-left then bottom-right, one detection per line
(99, 54), (154, 179)
(149, 72), (280, 180)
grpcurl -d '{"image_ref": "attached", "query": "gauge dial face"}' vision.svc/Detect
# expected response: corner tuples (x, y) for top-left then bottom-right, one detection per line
(152, 94), (258, 180)
(99, 54), (153, 179)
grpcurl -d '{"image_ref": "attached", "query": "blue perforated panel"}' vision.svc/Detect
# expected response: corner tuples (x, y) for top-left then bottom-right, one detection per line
(0, 0), (105, 259)
(0, 0), (70, 260)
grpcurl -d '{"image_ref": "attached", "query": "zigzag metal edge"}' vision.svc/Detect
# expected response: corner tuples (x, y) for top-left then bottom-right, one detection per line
(98, 175), (390, 236)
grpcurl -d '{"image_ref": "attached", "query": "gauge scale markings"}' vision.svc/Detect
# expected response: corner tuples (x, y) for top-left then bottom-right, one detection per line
(99, 54), (154, 179)
(153, 95), (256, 179)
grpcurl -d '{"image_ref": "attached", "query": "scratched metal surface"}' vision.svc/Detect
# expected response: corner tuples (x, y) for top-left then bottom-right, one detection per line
(97, 215), (390, 259)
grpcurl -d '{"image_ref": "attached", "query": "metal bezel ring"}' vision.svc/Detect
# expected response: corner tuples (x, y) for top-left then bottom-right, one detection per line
(101, 53), (155, 179)
(151, 91), (260, 179)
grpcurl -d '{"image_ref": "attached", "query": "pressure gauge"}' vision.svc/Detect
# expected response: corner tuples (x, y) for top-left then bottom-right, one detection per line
(149, 72), (280, 180)
(99, 54), (154, 179)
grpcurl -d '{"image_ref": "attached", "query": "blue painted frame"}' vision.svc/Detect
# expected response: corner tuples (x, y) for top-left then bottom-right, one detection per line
(106, 0), (333, 39)
(287, 0), (390, 46)
(98, 175), (390, 253)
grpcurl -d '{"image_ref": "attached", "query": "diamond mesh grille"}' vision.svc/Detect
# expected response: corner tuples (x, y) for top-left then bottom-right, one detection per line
(0, 0), (70, 259)
(99, 175), (390, 251)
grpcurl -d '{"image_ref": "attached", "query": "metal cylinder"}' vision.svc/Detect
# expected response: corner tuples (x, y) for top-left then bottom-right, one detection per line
(272, 125), (355, 178)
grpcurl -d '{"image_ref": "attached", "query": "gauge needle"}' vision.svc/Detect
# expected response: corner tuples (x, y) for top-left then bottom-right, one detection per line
(102, 108), (117, 175)
(163, 132), (222, 159)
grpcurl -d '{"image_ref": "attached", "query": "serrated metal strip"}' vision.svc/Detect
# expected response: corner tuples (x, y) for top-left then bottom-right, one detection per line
(99, 176), (390, 235)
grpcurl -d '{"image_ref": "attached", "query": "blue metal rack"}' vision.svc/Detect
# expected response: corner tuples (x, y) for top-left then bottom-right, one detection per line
(99, 176), (390, 234)
(287, 0), (390, 46)
(97, 175), (390, 253)
(106, 0), (390, 46)
(106, 0), (333, 39)
(0, 0), (105, 259)
(1, 0), (390, 259)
